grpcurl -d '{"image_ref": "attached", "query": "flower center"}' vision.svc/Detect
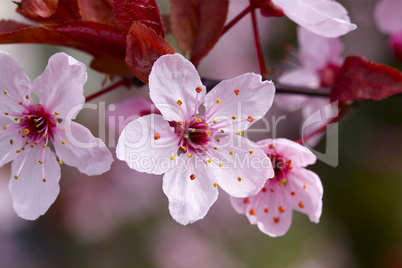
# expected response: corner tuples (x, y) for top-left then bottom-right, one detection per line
(20, 104), (58, 143)
(180, 117), (211, 153)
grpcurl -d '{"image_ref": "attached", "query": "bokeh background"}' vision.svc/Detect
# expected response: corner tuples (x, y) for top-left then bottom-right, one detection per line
(0, 0), (401, 267)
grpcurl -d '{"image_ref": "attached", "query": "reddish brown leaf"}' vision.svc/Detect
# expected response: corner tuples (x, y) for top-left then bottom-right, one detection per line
(0, 20), (32, 33)
(90, 56), (134, 77)
(125, 22), (176, 83)
(0, 21), (126, 58)
(77, 0), (118, 28)
(113, 0), (165, 37)
(170, 0), (229, 65)
(330, 56), (402, 102)
(16, 0), (80, 24)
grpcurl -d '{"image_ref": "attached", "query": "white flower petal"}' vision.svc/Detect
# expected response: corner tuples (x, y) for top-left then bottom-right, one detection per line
(204, 73), (275, 132)
(149, 53), (206, 122)
(53, 121), (113, 176)
(33, 52), (87, 120)
(273, 0), (357, 38)
(116, 114), (179, 175)
(211, 135), (273, 198)
(0, 51), (32, 113)
(162, 158), (218, 225)
(288, 168), (323, 223)
(9, 147), (60, 220)
(257, 138), (317, 167)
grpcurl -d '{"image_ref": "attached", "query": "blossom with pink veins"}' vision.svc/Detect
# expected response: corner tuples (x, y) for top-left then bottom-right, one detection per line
(263, 0), (357, 38)
(374, 0), (402, 61)
(0, 51), (113, 220)
(117, 53), (276, 225)
(276, 26), (343, 146)
(231, 138), (323, 237)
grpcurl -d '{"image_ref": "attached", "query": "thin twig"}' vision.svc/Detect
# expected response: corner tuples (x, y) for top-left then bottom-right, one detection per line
(85, 79), (128, 102)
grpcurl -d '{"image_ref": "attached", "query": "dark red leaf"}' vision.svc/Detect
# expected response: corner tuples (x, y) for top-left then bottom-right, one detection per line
(330, 56), (402, 102)
(0, 20), (32, 33)
(77, 0), (118, 28)
(54, 21), (126, 58)
(125, 22), (176, 83)
(113, 0), (165, 37)
(16, 0), (81, 23)
(0, 20), (126, 59)
(170, 0), (229, 66)
(90, 55), (133, 77)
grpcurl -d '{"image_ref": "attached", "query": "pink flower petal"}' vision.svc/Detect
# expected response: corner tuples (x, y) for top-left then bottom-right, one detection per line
(204, 73), (275, 132)
(0, 51), (32, 114)
(253, 195), (293, 237)
(212, 135), (273, 198)
(298, 27), (343, 70)
(9, 147), (60, 220)
(257, 138), (317, 167)
(162, 160), (218, 225)
(374, 0), (402, 35)
(288, 168), (323, 223)
(116, 114), (179, 175)
(0, 116), (19, 167)
(149, 53), (206, 123)
(273, 0), (357, 38)
(53, 121), (113, 176)
(32, 53), (87, 120)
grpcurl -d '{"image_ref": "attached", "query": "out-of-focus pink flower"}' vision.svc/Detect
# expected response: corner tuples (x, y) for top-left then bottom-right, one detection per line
(0, 167), (25, 234)
(374, 0), (402, 61)
(117, 53), (275, 225)
(107, 96), (160, 135)
(151, 223), (245, 268)
(231, 138), (323, 237)
(0, 51), (113, 220)
(263, 0), (357, 38)
(62, 159), (163, 242)
(276, 27), (342, 146)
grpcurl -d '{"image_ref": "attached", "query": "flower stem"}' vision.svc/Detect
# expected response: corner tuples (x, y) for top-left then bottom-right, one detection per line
(250, 7), (267, 75)
(221, 5), (252, 36)
(295, 109), (344, 145)
(85, 79), (127, 102)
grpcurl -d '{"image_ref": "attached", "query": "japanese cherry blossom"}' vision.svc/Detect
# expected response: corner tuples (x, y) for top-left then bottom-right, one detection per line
(276, 27), (342, 146)
(0, 51), (113, 220)
(263, 0), (357, 38)
(231, 138), (323, 237)
(374, 0), (402, 61)
(116, 53), (276, 225)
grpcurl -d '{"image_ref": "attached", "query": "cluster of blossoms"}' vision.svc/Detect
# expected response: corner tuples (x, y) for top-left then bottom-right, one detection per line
(116, 53), (324, 234)
(0, 0), (400, 241)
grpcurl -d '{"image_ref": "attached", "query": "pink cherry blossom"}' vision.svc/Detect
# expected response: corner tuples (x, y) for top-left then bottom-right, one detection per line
(231, 138), (323, 237)
(276, 27), (342, 146)
(0, 51), (113, 220)
(268, 0), (357, 38)
(374, 0), (402, 61)
(116, 53), (276, 225)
